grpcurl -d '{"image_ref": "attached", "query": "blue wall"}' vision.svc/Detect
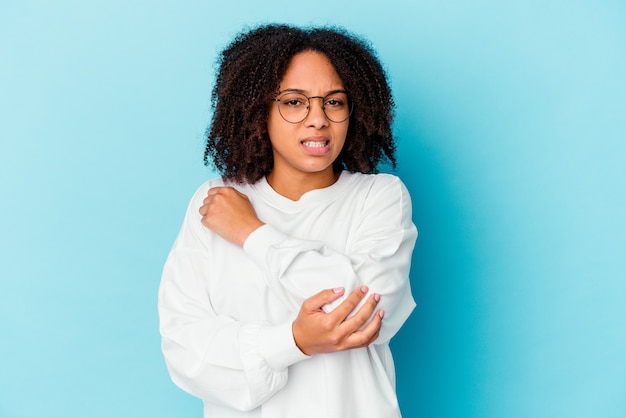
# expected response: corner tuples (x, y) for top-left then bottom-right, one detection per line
(1, 1), (625, 417)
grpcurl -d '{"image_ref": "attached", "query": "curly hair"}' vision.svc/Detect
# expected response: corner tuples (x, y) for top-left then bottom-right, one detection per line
(204, 23), (396, 184)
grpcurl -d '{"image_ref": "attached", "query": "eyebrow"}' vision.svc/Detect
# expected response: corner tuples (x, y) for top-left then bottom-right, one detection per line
(278, 88), (348, 96)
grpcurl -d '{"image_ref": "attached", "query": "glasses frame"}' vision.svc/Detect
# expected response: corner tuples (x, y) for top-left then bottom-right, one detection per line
(272, 90), (354, 124)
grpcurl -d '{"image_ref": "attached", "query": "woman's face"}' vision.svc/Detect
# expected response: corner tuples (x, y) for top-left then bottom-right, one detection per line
(267, 51), (349, 182)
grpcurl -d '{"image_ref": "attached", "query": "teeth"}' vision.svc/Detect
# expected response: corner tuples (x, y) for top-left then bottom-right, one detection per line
(302, 141), (327, 148)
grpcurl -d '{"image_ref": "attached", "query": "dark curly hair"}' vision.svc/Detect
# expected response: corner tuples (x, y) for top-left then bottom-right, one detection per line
(204, 23), (396, 184)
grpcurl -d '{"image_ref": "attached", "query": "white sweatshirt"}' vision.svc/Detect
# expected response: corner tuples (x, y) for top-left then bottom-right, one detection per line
(158, 171), (417, 418)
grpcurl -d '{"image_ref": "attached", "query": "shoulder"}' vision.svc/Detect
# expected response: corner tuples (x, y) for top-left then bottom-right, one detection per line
(187, 177), (256, 206)
(187, 177), (227, 208)
(191, 177), (228, 195)
(343, 172), (411, 201)
(339, 172), (416, 237)
(339, 172), (413, 221)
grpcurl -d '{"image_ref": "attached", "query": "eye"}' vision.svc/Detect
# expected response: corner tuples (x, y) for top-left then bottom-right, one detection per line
(280, 94), (308, 107)
(324, 94), (348, 108)
(324, 92), (348, 110)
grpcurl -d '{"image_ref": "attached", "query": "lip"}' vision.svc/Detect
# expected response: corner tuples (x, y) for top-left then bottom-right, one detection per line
(300, 136), (331, 156)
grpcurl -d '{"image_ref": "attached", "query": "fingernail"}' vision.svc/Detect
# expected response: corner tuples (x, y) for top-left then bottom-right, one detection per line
(333, 287), (344, 294)
(360, 286), (368, 294)
(378, 310), (385, 319)
(374, 293), (380, 302)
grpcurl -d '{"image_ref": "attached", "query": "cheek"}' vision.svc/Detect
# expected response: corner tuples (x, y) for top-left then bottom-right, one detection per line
(266, 111), (282, 142)
(335, 125), (349, 150)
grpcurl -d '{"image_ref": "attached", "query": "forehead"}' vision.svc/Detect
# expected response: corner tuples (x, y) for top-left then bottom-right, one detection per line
(279, 50), (344, 91)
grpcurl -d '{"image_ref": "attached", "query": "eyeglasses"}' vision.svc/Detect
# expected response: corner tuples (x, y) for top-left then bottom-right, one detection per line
(273, 91), (353, 124)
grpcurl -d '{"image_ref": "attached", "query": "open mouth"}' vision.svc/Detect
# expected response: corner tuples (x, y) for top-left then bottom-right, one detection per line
(301, 140), (329, 148)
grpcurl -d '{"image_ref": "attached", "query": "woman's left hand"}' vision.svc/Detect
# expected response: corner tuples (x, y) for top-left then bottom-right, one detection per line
(199, 187), (265, 247)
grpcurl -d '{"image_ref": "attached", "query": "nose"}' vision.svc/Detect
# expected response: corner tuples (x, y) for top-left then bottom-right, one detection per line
(304, 96), (329, 128)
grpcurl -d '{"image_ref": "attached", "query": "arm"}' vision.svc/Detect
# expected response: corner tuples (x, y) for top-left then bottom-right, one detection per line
(202, 175), (417, 344)
(158, 196), (307, 411)
(244, 176), (416, 344)
(159, 184), (385, 409)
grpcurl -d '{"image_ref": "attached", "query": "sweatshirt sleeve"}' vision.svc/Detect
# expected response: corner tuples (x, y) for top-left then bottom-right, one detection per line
(158, 186), (308, 411)
(243, 175), (417, 344)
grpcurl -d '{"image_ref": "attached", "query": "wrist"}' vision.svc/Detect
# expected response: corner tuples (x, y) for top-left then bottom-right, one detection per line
(238, 220), (265, 247)
(291, 320), (310, 355)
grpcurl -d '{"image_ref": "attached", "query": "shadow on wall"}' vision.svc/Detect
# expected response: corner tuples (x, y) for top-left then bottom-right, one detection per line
(390, 120), (483, 418)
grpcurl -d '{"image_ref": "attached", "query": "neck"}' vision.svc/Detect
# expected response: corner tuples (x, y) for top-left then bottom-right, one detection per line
(266, 168), (340, 201)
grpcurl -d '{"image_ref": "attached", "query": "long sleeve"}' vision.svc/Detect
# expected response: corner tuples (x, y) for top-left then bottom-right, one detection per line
(158, 186), (308, 411)
(242, 174), (417, 344)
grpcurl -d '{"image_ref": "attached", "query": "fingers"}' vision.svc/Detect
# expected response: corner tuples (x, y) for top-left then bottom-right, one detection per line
(201, 187), (228, 212)
(339, 290), (380, 332)
(302, 287), (346, 311)
(294, 286), (384, 355)
(199, 190), (216, 216)
(207, 186), (233, 195)
(329, 287), (383, 349)
(200, 187), (237, 213)
(347, 308), (383, 348)
(206, 186), (247, 199)
(333, 292), (382, 350)
(329, 285), (370, 320)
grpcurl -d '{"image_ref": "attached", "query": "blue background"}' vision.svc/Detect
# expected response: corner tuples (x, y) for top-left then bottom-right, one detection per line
(1, 0), (625, 417)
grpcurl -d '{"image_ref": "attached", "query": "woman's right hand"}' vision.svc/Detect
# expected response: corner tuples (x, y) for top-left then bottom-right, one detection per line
(292, 286), (384, 355)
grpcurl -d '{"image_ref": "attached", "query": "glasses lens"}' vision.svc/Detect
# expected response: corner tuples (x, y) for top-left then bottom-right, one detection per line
(322, 92), (351, 123)
(276, 92), (352, 123)
(277, 93), (309, 123)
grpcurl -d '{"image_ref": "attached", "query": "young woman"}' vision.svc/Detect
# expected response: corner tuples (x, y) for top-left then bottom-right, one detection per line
(159, 24), (417, 418)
